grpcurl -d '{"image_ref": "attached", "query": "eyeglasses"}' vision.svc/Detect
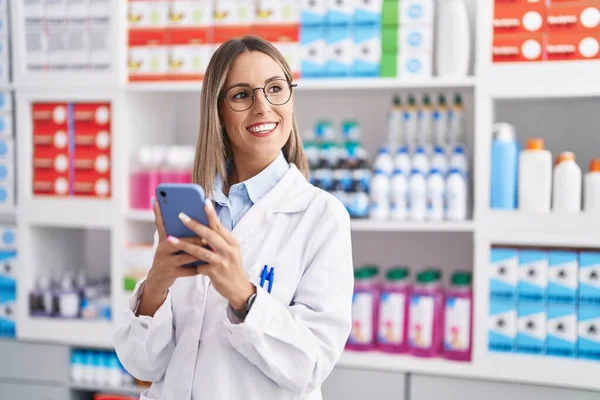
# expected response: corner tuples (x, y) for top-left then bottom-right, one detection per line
(219, 79), (297, 112)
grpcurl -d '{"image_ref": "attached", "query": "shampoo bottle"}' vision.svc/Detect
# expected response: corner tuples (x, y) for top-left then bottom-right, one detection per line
(491, 123), (519, 210)
(435, 0), (471, 78)
(552, 152), (582, 213)
(518, 138), (552, 213)
(584, 158), (600, 212)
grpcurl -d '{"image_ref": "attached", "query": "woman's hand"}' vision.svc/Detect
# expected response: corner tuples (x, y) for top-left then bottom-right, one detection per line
(166, 199), (256, 311)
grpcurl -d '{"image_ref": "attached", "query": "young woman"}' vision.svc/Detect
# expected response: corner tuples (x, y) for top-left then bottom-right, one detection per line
(114, 36), (354, 400)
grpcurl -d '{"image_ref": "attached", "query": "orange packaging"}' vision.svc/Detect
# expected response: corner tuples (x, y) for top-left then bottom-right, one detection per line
(494, 2), (547, 34)
(547, 1), (600, 31)
(547, 30), (600, 60)
(213, 26), (255, 45)
(492, 32), (547, 62)
(494, 0), (546, 3)
(166, 28), (213, 81)
(128, 29), (169, 82)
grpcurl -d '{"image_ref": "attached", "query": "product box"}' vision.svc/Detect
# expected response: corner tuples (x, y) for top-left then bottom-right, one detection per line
(88, 0), (110, 19)
(493, 1), (547, 34)
(255, 25), (300, 78)
(353, 24), (381, 77)
(0, 113), (12, 136)
(66, 0), (88, 21)
(382, 0), (434, 27)
(212, 25), (254, 46)
(0, 226), (16, 249)
(88, 21), (111, 71)
(300, 0), (327, 26)
(0, 162), (12, 184)
(400, 26), (434, 53)
(493, 32), (546, 62)
(548, 250), (578, 304)
(488, 299), (517, 352)
(490, 248), (519, 301)
(327, 0), (354, 26)
(579, 251), (600, 306)
(578, 304), (600, 360)
(0, 93), (12, 113)
(32, 103), (69, 130)
(547, 1), (600, 31)
(517, 300), (546, 355)
(0, 136), (13, 165)
(128, 0), (170, 29)
(546, 31), (600, 61)
(398, 53), (432, 79)
(0, 247), (16, 291)
(167, 28), (213, 80)
(128, 30), (169, 81)
(518, 249), (549, 302)
(0, 12), (9, 37)
(24, 0), (44, 21)
(213, 0), (256, 26)
(64, 21), (87, 70)
(46, 23), (67, 71)
(356, 0), (383, 26)
(546, 303), (577, 358)
(169, 0), (214, 27)
(0, 59), (8, 85)
(33, 150), (71, 196)
(0, 289), (16, 338)
(25, 25), (45, 71)
(0, 182), (13, 207)
(45, 0), (66, 20)
(327, 24), (353, 77)
(256, 0), (299, 25)
(300, 25), (327, 77)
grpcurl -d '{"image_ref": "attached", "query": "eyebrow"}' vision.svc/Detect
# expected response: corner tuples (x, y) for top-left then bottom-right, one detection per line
(224, 75), (287, 92)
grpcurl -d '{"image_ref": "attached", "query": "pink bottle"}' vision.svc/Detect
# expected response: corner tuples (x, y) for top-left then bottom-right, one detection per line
(129, 145), (156, 210)
(158, 146), (195, 184)
(443, 272), (473, 362)
(377, 267), (410, 353)
(346, 266), (380, 352)
(408, 269), (445, 357)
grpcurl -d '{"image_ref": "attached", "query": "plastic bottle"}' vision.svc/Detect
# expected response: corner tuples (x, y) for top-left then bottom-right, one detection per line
(433, 93), (449, 146)
(427, 169), (445, 221)
(377, 267), (411, 353)
(107, 352), (124, 387)
(430, 145), (448, 177)
(408, 269), (445, 357)
(552, 151), (582, 213)
(448, 145), (468, 176)
(435, 0), (470, 78)
(412, 146), (430, 175)
(369, 169), (390, 220)
(446, 168), (467, 221)
(58, 273), (81, 318)
(443, 272), (473, 362)
(408, 169), (427, 221)
(373, 146), (394, 176)
(404, 94), (418, 152)
(518, 138), (552, 213)
(394, 145), (412, 174)
(387, 95), (404, 150)
(342, 120), (362, 164)
(332, 169), (349, 211)
(347, 266), (380, 351)
(584, 158), (600, 212)
(491, 123), (519, 210)
(304, 129), (321, 171)
(348, 170), (370, 219)
(71, 350), (85, 384)
(448, 94), (466, 147)
(129, 145), (155, 210)
(418, 94), (433, 154)
(390, 169), (408, 221)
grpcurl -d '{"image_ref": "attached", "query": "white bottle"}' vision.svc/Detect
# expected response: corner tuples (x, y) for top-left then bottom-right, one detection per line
(448, 145), (468, 176)
(394, 145), (412, 174)
(552, 152), (582, 213)
(584, 158), (600, 212)
(390, 169), (408, 221)
(369, 170), (390, 220)
(107, 353), (123, 387)
(373, 146), (394, 176)
(446, 168), (467, 220)
(435, 0), (470, 77)
(427, 169), (445, 221)
(59, 273), (80, 318)
(71, 351), (85, 384)
(430, 145), (448, 176)
(408, 169), (427, 221)
(518, 138), (552, 213)
(412, 146), (430, 175)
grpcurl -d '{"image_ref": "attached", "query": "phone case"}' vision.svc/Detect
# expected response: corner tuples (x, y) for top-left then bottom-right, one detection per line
(156, 183), (210, 238)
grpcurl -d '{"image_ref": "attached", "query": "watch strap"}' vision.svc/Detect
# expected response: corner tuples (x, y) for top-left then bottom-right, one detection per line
(232, 291), (257, 321)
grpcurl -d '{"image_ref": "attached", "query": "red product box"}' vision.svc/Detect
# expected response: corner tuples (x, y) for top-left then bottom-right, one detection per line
(32, 103), (69, 133)
(494, 0), (547, 4)
(128, 29), (169, 82)
(166, 28), (214, 81)
(33, 146), (71, 196)
(547, 30), (600, 59)
(73, 103), (111, 131)
(492, 32), (547, 62)
(73, 150), (111, 198)
(494, 2), (548, 33)
(547, 1), (600, 31)
(213, 26), (255, 46)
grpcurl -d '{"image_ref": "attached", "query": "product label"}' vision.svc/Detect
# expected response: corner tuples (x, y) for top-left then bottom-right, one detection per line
(378, 292), (405, 345)
(444, 297), (471, 351)
(409, 294), (434, 349)
(492, 33), (546, 63)
(350, 292), (373, 344)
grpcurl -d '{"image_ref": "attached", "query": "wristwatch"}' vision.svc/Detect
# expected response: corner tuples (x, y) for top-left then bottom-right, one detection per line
(231, 292), (257, 321)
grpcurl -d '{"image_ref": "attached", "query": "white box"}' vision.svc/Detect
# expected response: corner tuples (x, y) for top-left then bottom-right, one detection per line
(327, 0), (354, 26)
(519, 249), (549, 302)
(0, 113), (12, 136)
(0, 162), (13, 184)
(88, 22), (110, 70)
(355, 0), (382, 25)
(25, 23), (46, 71)
(128, 0), (170, 28)
(214, 0), (256, 26)
(129, 45), (169, 77)
(0, 93), (9, 112)
(0, 137), (13, 162)
(0, 13), (9, 37)
(401, 0), (434, 27)
(0, 182), (14, 208)
(353, 24), (381, 77)
(46, 23), (67, 70)
(488, 299), (517, 353)
(88, 0), (110, 19)
(399, 26), (433, 53)
(257, 0), (299, 25)
(300, 0), (327, 26)
(399, 53), (432, 79)
(327, 24), (353, 77)
(300, 25), (327, 77)
(275, 42), (300, 78)
(169, 0), (214, 27)
(23, 0), (45, 20)
(0, 0), (7, 12)
(168, 43), (213, 78)
(65, 21), (87, 70)
(45, 0), (67, 20)
(66, 0), (88, 21)
(0, 226), (16, 249)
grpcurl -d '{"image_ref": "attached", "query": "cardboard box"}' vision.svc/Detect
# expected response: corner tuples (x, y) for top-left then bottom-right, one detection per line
(45, 0), (67, 20)
(579, 251), (600, 305)
(578, 304), (600, 360)
(66, 0), (88, 21)
(300, 25), (327, 77)
(214, 0), (256, 26)
(212, 25), (254, 45)
(398, 53), (432, 79)
(327, 24), (353, 77)
(254, 25), (300, 78)
(517, 300), (546, 355)
(88, 21), (111, 71)
(0, 289), (16, 337)
(46, 22), (67, 71)
(128, 0), (170, 28)
(353, 24), (381, 77)
(256, 0), (299, 25)
(88, 0), (110, 19)
(548, 250), (578, 304)
(548, 1), (600, 31)
(382, 0), (434, 27)
(493, 32), (546, 63)
(546, 30), (600, 60)
(546, 303), (577, 358)
(169, 0), (214, 27)
(356, 0), (383, 25)
(488, 299), (517, 353)
(301, 0), (327, 26)
(0, 113), (12, 136)
(167, 28), (213, 80)
(382, 26), (433, 55)
(23, 0), (44, 21)
(494, 2), (547, 34)
(32, 103), (69, 128)
(65, 21), (87, 70)
(327, 0), (354, 26)
(0, 226), (15, 249)
(0, 248), (16, 290)
(128, 30), (169, 81)
(490, 248), (519, 301)
(519, 249), (549, 302)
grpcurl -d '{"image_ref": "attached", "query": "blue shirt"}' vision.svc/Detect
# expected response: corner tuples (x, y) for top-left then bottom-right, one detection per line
(212, 152), (289, 230)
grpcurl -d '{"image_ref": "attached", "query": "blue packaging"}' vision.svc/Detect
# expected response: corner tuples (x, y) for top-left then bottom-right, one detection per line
(327, 0), (354, 26)
(490, 123), (519, 209)
(355, 0), (383, 25)
(579, 251), (600, 306)
(578, 304), (600, 360)
(300, 0), (327, 26)
(353, 24), (381, 77)
(300, 25), (327, 78)
(518, 250), (548, 302)
(0, 249), (16, 291)
(0, 289), (15, 337)
(488, 299), (517, 353)
(548, 250), (578, 304)
(327, 25), (353, 77)
(517, 301), (546, 355)
(546, 303), (577, 358)
(490, 248), (518, 301)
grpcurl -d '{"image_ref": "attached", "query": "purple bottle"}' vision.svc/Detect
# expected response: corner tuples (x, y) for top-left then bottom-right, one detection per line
(346, 266), (380, 351)
(443, 272), (473, 362)
(408, 269), (445, 357)
(377, 267), (411, 353)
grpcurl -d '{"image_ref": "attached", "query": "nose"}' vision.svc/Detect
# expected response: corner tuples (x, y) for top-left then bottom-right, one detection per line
(252, 88), (271, 115)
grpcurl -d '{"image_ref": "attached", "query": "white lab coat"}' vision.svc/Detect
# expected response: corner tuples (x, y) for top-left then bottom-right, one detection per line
(114, 164), (354, 400)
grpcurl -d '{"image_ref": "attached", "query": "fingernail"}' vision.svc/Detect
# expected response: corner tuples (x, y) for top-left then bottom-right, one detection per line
(201, 238), (207, 244)
(205, 199), (214, 210)
(167, 236), (179, 244)
(151, 197), (155, 206)
(178, 212), (191, 222)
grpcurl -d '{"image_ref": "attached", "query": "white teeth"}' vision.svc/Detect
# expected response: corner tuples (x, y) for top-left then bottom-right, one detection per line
(248, 123), (277, 134)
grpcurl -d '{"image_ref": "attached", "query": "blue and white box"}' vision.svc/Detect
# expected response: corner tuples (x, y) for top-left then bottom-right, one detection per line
(518, 249), (548, 302)
(0, 92), (12, 112)
(488, 299), (517, 353)
(401, 0), (434, 27)
(300, 25), (327, 77)
(0, 226), (16, 292)
(398, 53), (432, 79)
(0, 288), (15, 337)
(300, 0), (327, 26)
(490, 248), (519, 301)
(579, 251), (600, 306)
(327, 25), (353, 77)
(399, 26), (433, 54)
(578, 305), (600, 360)
(327, 0), (354, 26)
(355, 0), (382, 26)
(546, 303), (577, 358)
(353, 24), (381, 77)
(517, 301), (546, 355)
(548, 250), (578, 304)
(0, 112), (12, 136)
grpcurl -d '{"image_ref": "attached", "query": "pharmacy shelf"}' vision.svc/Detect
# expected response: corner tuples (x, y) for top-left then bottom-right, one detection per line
(17, 318), (114, 348)
(18, 198), (118, 228)
(70, 382), (145, 396)
(125, 209), (155, 222)
(350, 219), (475, 232)
(487, 61), (600, 100)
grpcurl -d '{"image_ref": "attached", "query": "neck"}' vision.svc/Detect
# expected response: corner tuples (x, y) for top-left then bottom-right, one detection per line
(229, 151), (279, 186)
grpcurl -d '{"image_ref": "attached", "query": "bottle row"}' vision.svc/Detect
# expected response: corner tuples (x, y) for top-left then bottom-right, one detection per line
(347, 266), (473, 362)
(491, 123), (600, 213)
(70, 349), (136, 389)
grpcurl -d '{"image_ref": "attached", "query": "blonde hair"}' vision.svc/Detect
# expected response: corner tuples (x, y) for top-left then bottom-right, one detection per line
(193, 36), (309, 197)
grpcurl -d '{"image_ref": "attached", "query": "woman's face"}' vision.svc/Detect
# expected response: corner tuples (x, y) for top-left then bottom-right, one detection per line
(219, 51), (294, 165)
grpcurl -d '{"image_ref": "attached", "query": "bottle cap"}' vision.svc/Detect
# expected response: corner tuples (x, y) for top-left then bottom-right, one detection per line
(378, 146), (390, 154)
(590, 158), (600, 172)
(393, 94), (402, 106)
(555, 151), (575, 165)
(417, 269), (441, 283)
(392, 168), (405, 175)
(354, 265), (379, 280)
(526, 138), (545, 151)
(493, 123), (515, 141)
(430, 168), (441, 175)
(451, 272), (472, 286)
(396, 146), (408, 154)
(386, 267), (409, 281)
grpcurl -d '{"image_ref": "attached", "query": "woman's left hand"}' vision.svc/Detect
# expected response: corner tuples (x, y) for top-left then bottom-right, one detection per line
(167, 199), (256, 311)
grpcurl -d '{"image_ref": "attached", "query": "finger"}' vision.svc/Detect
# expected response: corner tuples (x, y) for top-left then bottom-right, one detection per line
(174, 266), (201, 278)
(167, 235), (222, 264)
(204, 199), (237, 246)
(177, 212), (229, 253)
(171, 252), (201, 267)
(153, 197), (168, 240)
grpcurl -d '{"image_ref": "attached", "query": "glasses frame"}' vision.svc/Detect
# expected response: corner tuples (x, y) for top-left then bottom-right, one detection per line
(218, 79), (298, 112)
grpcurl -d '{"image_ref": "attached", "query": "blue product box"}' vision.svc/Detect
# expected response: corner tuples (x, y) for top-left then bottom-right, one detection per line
(300, 0), (327, 26)
(546, 303), (577, 358)
(518, 249), (548, 302)
(327, 0), (354, 26)
(0, 289), (15, 338)
(579, 251), (600, 306)
(488, 299), (517, 353)
(0, 249), (16, 291)
(300, 25), (327, 78)
(353, 24), (381, 77)
(517, 301), (546, 355)
(548, 250), (578, 304)
(578, 304), (600, 360)
(327, 24), (353, 77)
(490, 248), (518, 301)
(400, 0), (434, 27)
(355, 0), (382, 25)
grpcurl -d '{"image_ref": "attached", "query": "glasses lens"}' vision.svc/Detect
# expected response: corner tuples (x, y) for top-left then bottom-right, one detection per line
(265, 80), (291, 106)
(226, 86), (254, 111)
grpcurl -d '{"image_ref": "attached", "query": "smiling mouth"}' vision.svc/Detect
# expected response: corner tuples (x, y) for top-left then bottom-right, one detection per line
(246, 122), (279, 137)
